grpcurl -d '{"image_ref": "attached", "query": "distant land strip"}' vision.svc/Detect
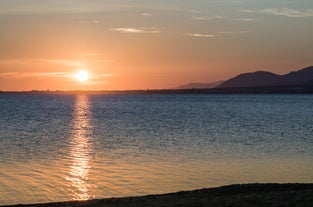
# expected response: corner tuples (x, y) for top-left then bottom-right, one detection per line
(2, 183), (313, 207)
(1, 66), (313, 93)
(1, 85), (313, 95)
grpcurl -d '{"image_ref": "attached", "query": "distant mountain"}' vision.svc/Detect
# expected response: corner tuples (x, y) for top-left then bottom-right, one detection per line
(282, 66), (313, 84)
(178, 80), (224, 89)
(217, 71), (281, 88)
(217, 66), (313, 88)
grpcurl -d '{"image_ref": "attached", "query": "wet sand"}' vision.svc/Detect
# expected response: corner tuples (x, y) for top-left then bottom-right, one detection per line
(3, 183), (313, 207)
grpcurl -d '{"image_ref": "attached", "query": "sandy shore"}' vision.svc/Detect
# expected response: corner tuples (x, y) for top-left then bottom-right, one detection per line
(2, 183), (313, 207)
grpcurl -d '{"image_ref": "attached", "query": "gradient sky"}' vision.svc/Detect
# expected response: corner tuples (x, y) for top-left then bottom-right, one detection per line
(0, 0), (312, 90)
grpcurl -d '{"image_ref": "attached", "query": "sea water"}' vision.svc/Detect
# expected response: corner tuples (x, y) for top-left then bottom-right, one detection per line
(0, 94), (313, 205)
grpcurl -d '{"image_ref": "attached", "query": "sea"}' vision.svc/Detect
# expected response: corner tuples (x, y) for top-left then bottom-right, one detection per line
(0, 93), (312, 205)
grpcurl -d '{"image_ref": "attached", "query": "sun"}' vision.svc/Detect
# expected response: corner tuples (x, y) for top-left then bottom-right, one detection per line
(76, 71), (89, 82)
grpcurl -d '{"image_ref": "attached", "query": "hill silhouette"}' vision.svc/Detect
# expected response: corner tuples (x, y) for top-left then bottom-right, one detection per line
(217, 66), (313, 88)
(177, 80), (223, 89)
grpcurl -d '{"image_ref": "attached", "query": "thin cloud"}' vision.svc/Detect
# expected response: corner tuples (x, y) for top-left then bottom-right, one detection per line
(42, 59), (85, 67)
(0, 58), (83, 67)
(93, 74), (115, 79)
(0, 71), (114, 80)
(241, 8), (313, 18)
(188, 10), (202, 14)
(0, 72), (18, 77)
(110, 28), (160, 34)
(97, 74), (114, 77)
(186, 33), (216, 38)
(0, 58), (114, 82)
(218, 31), (248, 34)
(191, 15), (224, 20)
(41, 72), (70, 77)
(141, 13), (152, 16)
(0, 72), (71, 79)
(235, 18), (257, 22)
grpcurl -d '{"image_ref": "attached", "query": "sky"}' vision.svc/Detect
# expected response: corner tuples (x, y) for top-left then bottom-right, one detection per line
(0, 0), (312, 91)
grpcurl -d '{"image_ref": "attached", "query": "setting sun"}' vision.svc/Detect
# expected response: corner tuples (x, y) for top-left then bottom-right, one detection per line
(1, 0), (313, 206)
(76, 71), (89, 82)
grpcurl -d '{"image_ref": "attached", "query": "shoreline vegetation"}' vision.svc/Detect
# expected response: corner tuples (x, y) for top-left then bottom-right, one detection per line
(1, 84), (313, 95)
(2, 183), (313, 207)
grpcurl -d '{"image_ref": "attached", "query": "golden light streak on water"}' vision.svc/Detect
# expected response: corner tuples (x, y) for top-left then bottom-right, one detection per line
(66, 95), (94, 200)
(1, 95), (313, 205)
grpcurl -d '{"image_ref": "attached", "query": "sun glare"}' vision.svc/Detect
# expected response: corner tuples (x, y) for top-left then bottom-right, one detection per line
(76, 71), (89, 82)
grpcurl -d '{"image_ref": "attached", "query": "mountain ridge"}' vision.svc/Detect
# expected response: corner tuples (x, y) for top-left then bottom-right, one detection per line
(177, 80), (224, 89)
(217, 66), (313, 88)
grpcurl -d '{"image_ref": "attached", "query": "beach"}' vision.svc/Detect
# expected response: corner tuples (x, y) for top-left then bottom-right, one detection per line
(2, 184), (313, 207)
(1, 0), (313, 205)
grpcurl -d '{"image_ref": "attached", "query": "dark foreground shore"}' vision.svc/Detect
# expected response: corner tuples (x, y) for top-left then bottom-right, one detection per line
(3, 183), (313, 207)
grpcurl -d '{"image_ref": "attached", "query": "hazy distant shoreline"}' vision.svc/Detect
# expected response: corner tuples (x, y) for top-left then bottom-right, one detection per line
(1, 85), (313, 95)
(2, 183), (313, 207)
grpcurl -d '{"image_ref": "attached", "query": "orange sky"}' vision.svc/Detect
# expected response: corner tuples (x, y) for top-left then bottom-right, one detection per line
(0, 0), (312, 91)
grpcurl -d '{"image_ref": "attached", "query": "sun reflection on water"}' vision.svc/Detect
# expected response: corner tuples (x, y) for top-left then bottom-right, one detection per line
(67, 95), (94, 200)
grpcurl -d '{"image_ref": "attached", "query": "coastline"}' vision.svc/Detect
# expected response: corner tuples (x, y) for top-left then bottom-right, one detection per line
(1, 83), (313, 95)
(2, 183), (313, 207)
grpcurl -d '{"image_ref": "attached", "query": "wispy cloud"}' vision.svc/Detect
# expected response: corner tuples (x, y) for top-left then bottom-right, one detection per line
(0, 72), (19, 77)
(96, 74), (114, 77)
(0, 72), (71, 79)
(218, 31), (248, 34)
(241, 8), (313, 18)
(0, 58), (83, 67)
(109, 28), (160, 34)
(141, 12), (152, 16)
(0, 71), (114, 81)
(0, 58), (114, 83)
(191, 15), (224, 20)
(188, 10), (202, 14)
(235, 18), (257, 22)
(186, 33), (216, 38)
(43, 59), (84, 67)
(0, 58), (86, 72)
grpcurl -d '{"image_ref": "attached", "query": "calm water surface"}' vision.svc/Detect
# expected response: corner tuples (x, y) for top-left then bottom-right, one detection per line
(0, 94), (313, 205)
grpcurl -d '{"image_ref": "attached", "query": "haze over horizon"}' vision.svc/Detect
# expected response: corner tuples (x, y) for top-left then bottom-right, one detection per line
(0, 0), (312, 91)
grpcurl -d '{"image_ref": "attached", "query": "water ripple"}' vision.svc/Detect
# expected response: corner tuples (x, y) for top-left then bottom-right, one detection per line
(0, 94), (313, 205)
